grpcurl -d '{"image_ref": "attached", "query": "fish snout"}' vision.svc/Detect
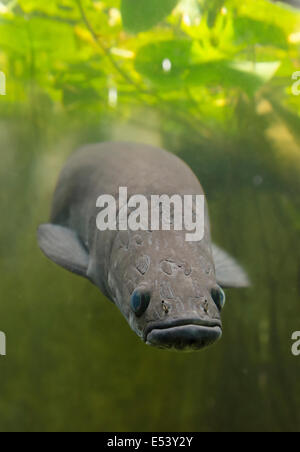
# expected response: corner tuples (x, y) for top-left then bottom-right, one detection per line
(144, 319), (222, 351)
(129, 282), (225, 351)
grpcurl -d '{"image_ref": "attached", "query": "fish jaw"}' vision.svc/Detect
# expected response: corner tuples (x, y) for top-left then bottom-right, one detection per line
(144, 318), (222, 351)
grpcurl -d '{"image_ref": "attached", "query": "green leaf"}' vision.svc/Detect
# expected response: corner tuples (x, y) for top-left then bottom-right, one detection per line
(18, 0), (79, 20)
(121, 0), (180, 33)
(135, 39), (279, 95)
(231, 61), (281, 82)
(201, 0), (226, 28)
(135, 40), (193, 89)
(234, 17), (288, 49)
(186, 61), (277, 96)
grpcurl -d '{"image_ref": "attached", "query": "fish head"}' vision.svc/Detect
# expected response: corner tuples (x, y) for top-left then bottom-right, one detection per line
(108, 229), (224, 352)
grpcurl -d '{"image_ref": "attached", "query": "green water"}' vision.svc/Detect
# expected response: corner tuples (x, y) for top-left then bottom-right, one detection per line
(0, 109), (299, 432)
(0, 0), (300, 432)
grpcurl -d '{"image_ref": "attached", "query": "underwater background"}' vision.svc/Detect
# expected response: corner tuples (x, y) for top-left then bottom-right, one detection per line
(0, 0), (300, 432)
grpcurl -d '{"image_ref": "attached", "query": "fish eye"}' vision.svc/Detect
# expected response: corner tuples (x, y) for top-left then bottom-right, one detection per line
(130, 290), (151, 317)
(211, 286), (226, 311)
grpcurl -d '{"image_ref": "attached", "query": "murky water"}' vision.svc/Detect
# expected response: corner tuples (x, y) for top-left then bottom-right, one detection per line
(0, 109), (299, 432)
(0, 0), (300, 432)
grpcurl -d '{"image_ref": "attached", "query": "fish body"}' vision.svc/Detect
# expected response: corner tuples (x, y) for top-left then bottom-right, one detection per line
(38, 142), (249, 351)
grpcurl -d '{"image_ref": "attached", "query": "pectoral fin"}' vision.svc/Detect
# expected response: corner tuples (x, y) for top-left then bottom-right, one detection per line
(37, 224), (89, 277)
(212, 243), (250, 288)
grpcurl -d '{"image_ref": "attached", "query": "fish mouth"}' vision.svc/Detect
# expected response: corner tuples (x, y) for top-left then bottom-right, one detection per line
(144, 318), (222, 352)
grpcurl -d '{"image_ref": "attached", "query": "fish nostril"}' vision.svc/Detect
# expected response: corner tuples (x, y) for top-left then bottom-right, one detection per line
(211, 286), (226, 311)
(162, 300), (169, 314)
(130, 289), (151, 317)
